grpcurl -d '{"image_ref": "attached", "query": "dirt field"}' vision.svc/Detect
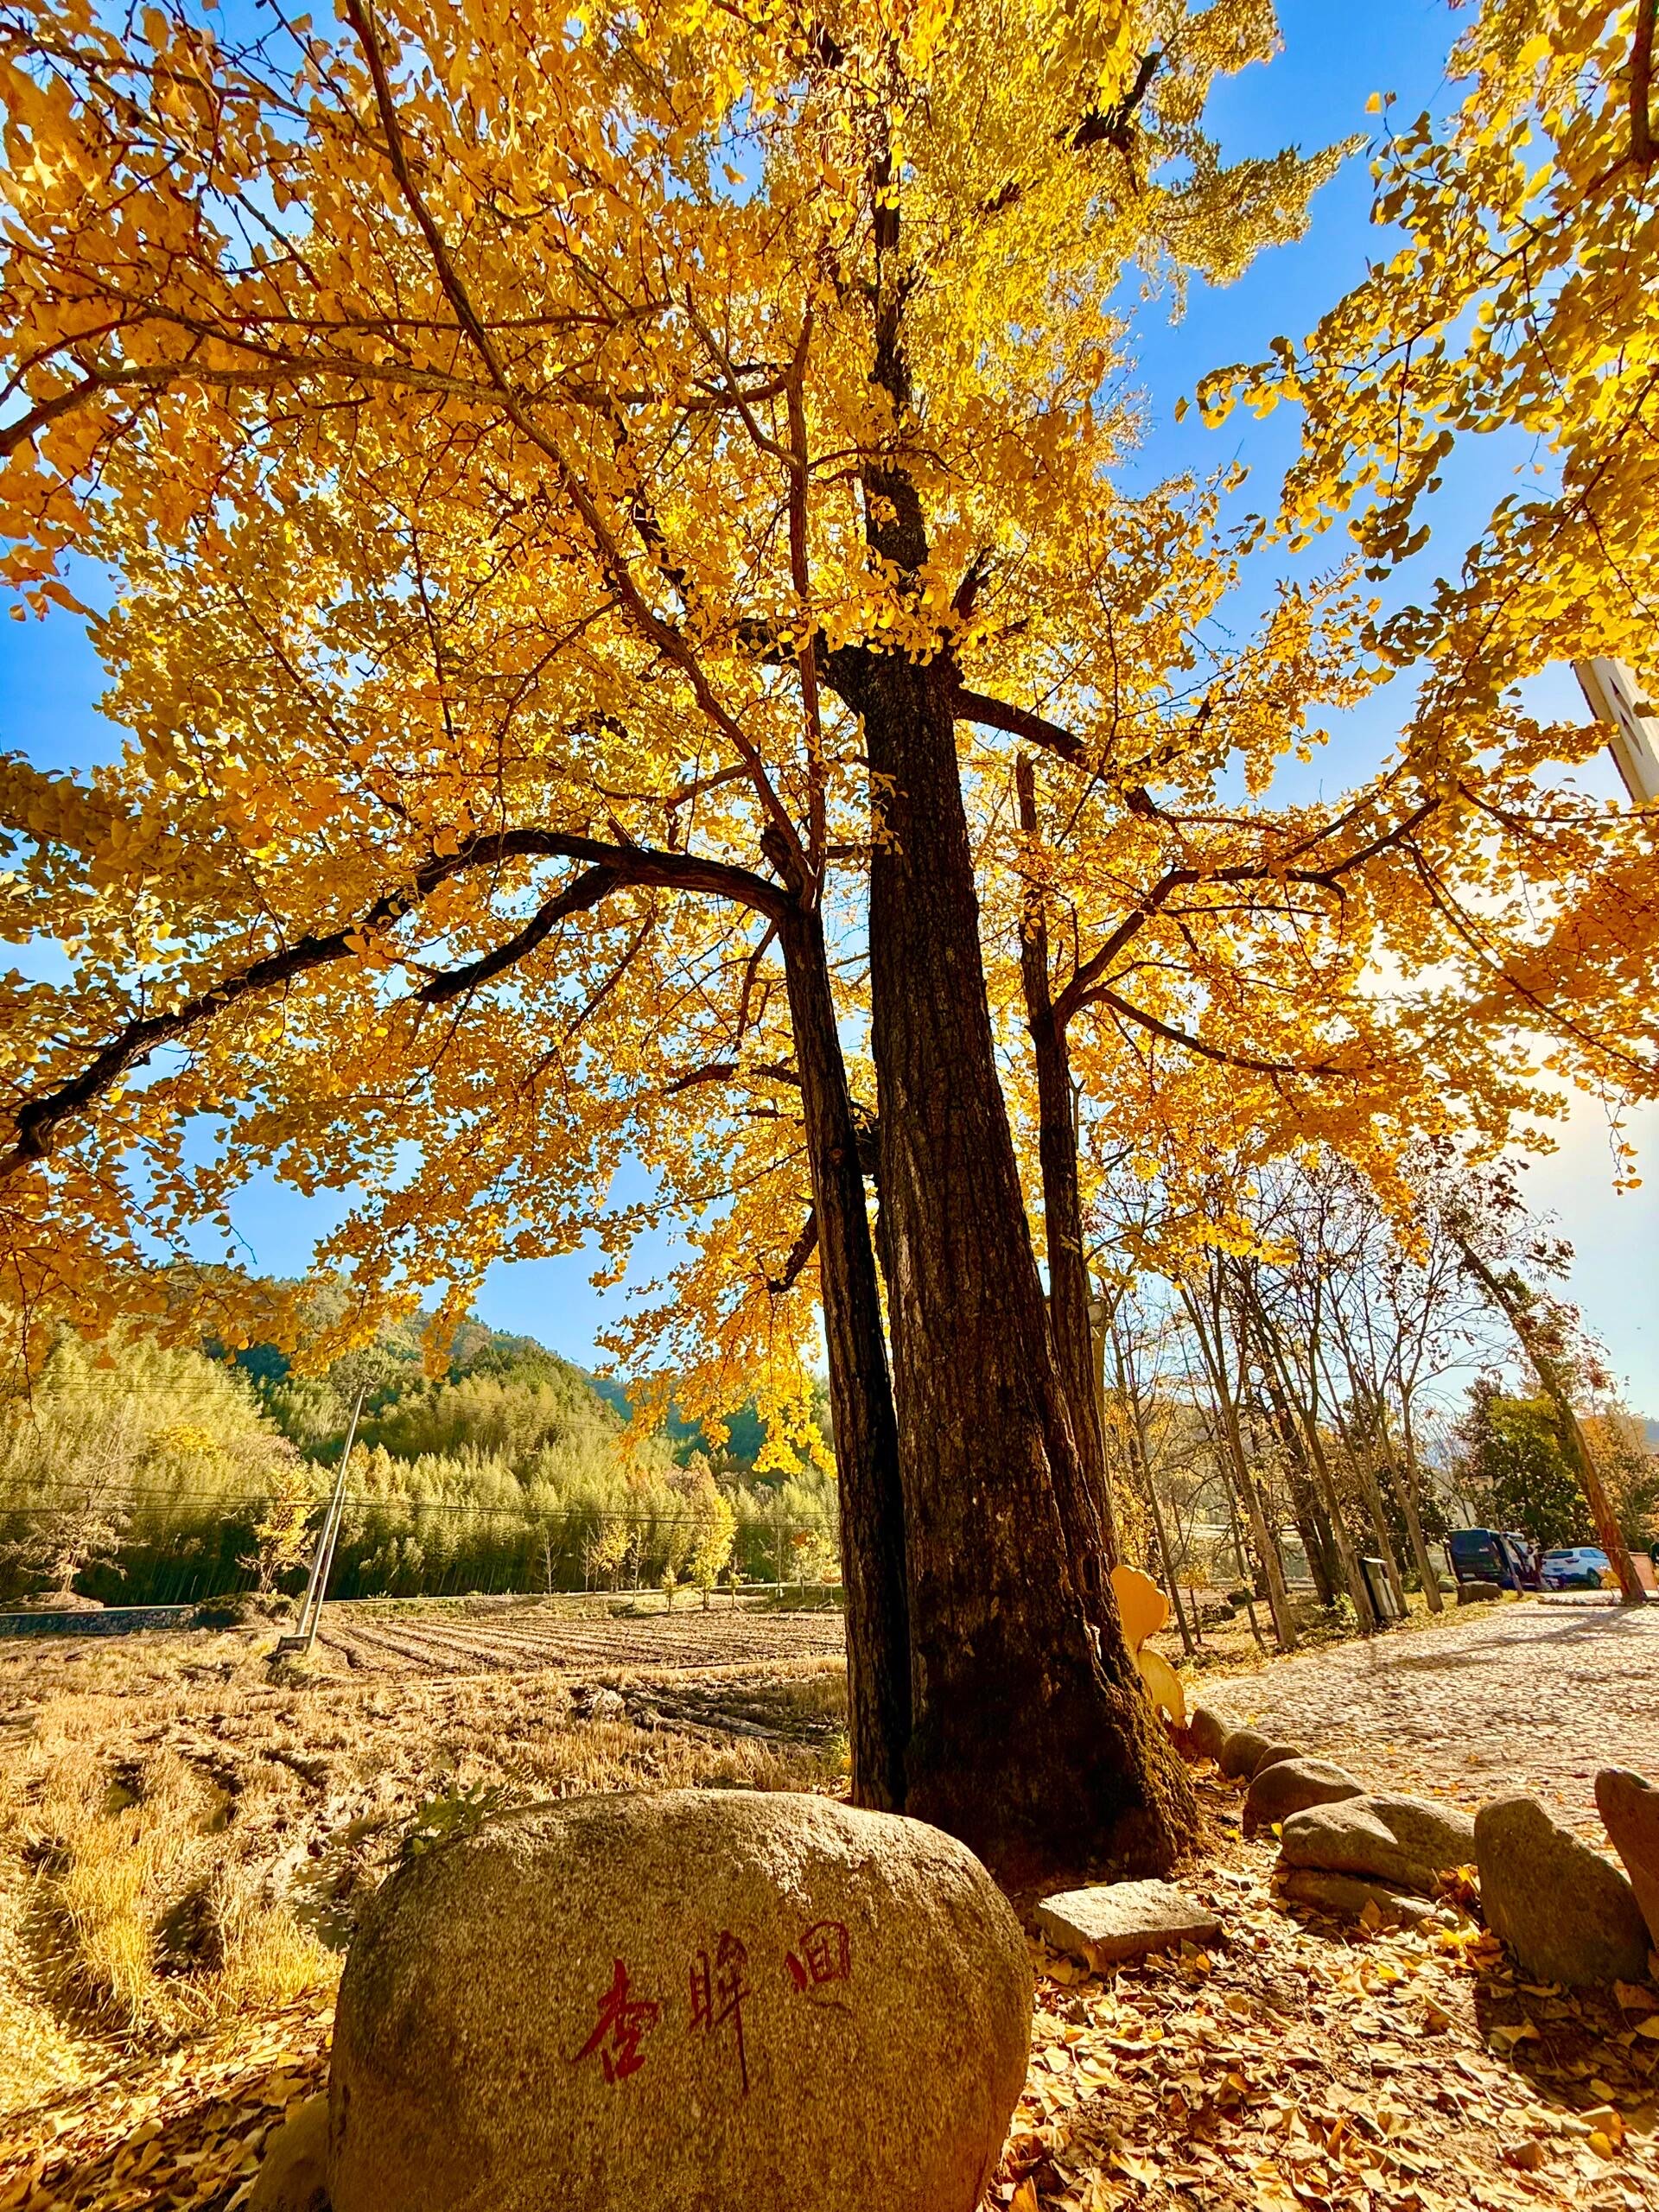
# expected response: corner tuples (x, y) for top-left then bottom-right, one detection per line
(3, 1592), (1658, 2212)
(304, 1592), (848, 1678)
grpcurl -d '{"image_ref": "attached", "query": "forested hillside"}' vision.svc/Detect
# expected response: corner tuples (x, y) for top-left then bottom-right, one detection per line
(0, 1292), (836, 1609)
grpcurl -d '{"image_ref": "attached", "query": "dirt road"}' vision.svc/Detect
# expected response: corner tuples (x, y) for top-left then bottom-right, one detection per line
(1198, 1595), (1659, 1835)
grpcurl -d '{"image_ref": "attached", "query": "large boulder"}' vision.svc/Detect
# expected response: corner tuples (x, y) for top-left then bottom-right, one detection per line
(1595, 1770), (1659, 1950)
(1184, 1707), (1232, 1763)
(250, 2096), (329, 2212)
(1475, 1793), (1651, 1987)
(1243, 1757), (1363, 1838)
(328, 1789), (1032, 2212)
(1279, 1793), (1477, 1896)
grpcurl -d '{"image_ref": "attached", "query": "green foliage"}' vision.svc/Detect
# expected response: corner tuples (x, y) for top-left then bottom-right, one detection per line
(0, 1293), (841, 1606)
(1454, 1383), (1587, 1552)
(0, 1332), (302, 1604)
(398, 1780), (517, 1863)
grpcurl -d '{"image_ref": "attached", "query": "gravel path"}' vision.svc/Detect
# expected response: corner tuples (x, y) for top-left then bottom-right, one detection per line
(1198, 1595), (1659, 1837)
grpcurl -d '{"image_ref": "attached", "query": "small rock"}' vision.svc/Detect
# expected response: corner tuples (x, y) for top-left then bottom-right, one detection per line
(1277, 1866), (1438, 1929)
(1476, 1793), (1651, 1987)
(1034, 1879), (1222, 1967)
(1217, 1728), (1275, 1780)
(1280, 1793), (1476, 1895)
(1249, 1743), (1303, 1777)
(1456, 1580), (1503, 1606)
(1184, 1707), (1231, 1762)
(328, 1789), (1031, 2212)
(1595, 1769), (1659, 1949)
(251, 2095), (329, 2212)
(1243, 1757), (1364, 1837)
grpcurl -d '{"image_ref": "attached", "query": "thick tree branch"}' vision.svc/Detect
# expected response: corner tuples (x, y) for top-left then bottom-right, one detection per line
(1094, 988), (1350, 1077)
(416, 864), (620, 1003)
(1, 830), (785, 1184)
(1071, 51), (1163, 154)
(1636, 0), (1656, 168)
(952, 686), (1084, 761)
(1056, 798), (1441, 1028)
(660, 1059), (801, 1096)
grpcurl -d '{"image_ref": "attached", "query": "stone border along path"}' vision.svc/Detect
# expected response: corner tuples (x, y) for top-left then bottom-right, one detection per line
(1198, 1596), (1659, 1841)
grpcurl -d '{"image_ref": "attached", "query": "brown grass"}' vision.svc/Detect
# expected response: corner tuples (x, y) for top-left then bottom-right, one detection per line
(0, 1613), (847, 2125)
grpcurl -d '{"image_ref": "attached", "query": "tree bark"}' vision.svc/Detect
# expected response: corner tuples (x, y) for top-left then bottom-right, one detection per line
(778, 900), (912, 1805)
(829, 645), (1195, 1875)
(1015, 755), (1117, 1566)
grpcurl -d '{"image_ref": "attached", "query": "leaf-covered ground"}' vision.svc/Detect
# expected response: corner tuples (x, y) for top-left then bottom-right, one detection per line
(999, 1766), (1659, 2212)
(3, 1596), (1656, 2212)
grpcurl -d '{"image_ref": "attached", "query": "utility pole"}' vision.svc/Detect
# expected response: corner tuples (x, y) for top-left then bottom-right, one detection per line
(1573, 658), (1659, 804)
(278, 1386), (366, 1656)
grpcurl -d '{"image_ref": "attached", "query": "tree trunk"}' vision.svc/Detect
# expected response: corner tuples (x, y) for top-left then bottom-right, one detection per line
(1350, 1362), (1443, 1614)
(1111, 1321), (1196, 1658)
(1230, 1273), (1341, 1605)
(1015, 756), (1116, 1565)
(1323, 1366), (1408, 1618)
(832, 645), (1196, 1875)
(1180, 1280), (1299, 1651)
(778, 901), (912, 1807)
(1395, 1388), (1445, 1611)
(1243, 1287), (1379, 1630)
(1453, 1237), (1648, 1607)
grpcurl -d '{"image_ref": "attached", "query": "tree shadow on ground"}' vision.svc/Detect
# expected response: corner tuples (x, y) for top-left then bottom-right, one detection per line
(1469, 1936), (1659, 2121)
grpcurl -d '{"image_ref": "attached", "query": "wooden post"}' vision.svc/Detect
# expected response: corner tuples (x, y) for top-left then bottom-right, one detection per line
(296, 1387), (365, 1654)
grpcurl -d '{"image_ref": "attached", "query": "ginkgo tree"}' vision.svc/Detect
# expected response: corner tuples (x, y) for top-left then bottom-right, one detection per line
(1195, 0), (1659, 1130)
(1, 0), (1365, 1868)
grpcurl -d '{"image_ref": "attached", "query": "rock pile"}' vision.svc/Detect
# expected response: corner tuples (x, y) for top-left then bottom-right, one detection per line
(1185, 1704), (1468, 1929)
(1242, 1757), (1364, 1837)
(1184, 1702), (1659, 1989)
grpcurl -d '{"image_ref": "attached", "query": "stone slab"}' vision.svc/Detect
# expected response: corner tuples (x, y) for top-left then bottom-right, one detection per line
(1035, 1880), (1222, 1967)
(1278, 1866), (1439, 1929)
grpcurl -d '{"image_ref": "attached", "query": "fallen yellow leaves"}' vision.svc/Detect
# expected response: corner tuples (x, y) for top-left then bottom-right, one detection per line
(0, 2005), (331, 2212)
(994, 1773), (1659, 2212)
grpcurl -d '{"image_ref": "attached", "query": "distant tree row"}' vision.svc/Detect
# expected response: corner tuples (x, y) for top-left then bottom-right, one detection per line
(0, 1299), (836, 1608)
(1096, 1149), (1657, 1649)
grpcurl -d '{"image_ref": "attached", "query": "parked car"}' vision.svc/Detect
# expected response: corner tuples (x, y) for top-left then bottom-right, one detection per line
(1539, 1545), (1611, 1591)
(1445, 1528), (1540, 1592)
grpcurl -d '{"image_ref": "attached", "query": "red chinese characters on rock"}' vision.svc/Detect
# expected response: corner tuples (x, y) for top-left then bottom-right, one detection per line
(571, 1958), (661, 2084)
(689, 1930), (752, 2094)
(785, 1920), (852, 1995)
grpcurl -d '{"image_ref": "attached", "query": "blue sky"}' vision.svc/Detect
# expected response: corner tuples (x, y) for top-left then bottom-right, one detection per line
(4, 0), (1655, 1406)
